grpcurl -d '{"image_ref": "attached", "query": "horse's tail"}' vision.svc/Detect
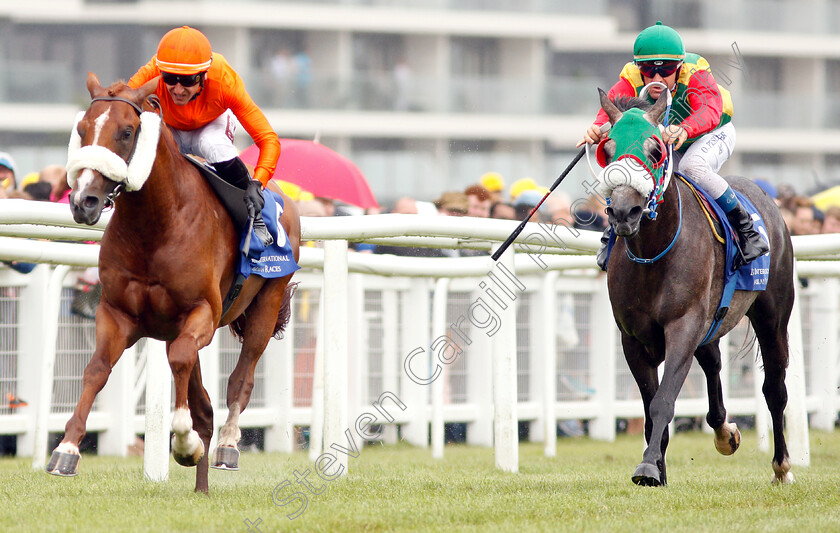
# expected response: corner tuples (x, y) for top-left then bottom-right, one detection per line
(228, 281), (299, 342)
(272, 282), (299, 340)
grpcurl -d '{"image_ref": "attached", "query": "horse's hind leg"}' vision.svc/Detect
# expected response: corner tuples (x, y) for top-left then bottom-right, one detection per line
(749, 295), (794, 484)
(214, 278), (292, 470)
(694, 341), (740, 455)
(187, 357), (214, 494)
(48, 306), (134, 476)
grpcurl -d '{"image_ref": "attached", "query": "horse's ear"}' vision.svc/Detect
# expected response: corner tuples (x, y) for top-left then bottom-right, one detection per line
(598, 88), (622, 124)
(86, 72), (102, 98)
(644, 92), (669, 125)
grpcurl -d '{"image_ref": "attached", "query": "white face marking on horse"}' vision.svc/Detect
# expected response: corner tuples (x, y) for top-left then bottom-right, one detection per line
(75, 168), (96, 194)
(92, 107), (111, 147)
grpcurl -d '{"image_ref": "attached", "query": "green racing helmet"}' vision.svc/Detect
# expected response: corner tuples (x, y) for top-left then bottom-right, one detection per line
(633, 21), (685, 63)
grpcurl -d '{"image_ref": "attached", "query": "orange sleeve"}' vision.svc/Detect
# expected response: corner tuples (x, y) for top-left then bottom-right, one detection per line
(220, 65), (280, 187)
(127, 57), (159, 89)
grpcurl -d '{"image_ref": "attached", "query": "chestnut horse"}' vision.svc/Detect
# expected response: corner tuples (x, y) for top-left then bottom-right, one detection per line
(47, 73), (300, 494)
(594, 89), (795, 486)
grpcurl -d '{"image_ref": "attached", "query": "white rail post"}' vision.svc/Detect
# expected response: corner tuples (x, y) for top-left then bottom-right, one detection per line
(16, 265), (47, 459)
(323, 239), (349, 476)
(589, 274), (616, 441)
(309, 287), (325, 461)
(786, 265), (810, 467)
(144, 339), (171, 482)
(98, 343), (136, 456)
(264, 309), (295, 453)
(31, 265), (70, 469)
(467, 286), (493, 448)
(431, 277), (450, 459)
(380, 288), (400, 445)
(347, 273), (365, 452)
(492, 247), (518, 473)
(401, 278), (431, 448)
(540, 271), (558, 457)
(809, 277), (838, 431)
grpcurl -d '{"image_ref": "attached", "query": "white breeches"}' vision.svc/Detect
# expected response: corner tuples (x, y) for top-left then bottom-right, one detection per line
(170, 109), (240, 164)
(678, 122), (736, 199)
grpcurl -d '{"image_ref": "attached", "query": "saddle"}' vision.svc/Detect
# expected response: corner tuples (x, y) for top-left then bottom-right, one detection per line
(182, 154), (300, 316)
(678, 174), (726, 245)
(677, 173), (771, 345)
(183, 154), (251, 231)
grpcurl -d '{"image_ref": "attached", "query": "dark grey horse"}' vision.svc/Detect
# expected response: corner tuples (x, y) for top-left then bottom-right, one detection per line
(597, 89), (795, 486)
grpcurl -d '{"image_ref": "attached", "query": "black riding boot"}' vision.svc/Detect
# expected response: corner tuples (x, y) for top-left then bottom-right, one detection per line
(214, 157), (274, 247)
(725, 202), (768, 270)
(595, 226), (611, 272)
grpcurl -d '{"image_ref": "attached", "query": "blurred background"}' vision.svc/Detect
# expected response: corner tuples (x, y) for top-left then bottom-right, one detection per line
(0, 0), (838, 206)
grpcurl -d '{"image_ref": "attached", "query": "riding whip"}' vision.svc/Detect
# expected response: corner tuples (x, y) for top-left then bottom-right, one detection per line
(491, 123), (610, 261)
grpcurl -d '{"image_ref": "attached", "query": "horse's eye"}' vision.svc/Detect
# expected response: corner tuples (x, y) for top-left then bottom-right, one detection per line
(122, 128), (133, 141)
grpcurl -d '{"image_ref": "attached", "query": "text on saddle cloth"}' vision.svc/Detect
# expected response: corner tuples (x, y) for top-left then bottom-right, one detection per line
(238, 191), (300, 280)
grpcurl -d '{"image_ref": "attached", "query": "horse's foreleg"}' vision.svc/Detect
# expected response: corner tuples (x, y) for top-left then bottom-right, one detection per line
(622, 334), (664, 485)
(635, 322), (699, 486)
(48, 307), (133, 476)
(168, 303), (215, 469)
(187, 357), (214, 494)
(694, 342), (740, 455)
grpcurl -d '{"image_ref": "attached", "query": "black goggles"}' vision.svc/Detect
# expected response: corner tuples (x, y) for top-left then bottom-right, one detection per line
(161, 72), (203, 87)
(636, 61), (681, 78)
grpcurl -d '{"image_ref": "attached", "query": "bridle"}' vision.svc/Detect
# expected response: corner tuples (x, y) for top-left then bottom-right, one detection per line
(88, 94), (162, 207)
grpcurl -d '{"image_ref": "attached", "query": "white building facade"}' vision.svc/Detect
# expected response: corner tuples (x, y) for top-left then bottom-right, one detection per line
(0, 0), (838, 205)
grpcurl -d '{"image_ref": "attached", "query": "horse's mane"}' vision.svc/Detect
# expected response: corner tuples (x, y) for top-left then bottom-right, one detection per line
(613, 95), (651, 112)
(105, 80), (130, 97)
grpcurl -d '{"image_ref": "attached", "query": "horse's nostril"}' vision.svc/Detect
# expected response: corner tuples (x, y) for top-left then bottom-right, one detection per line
(82, 195), (99, 209)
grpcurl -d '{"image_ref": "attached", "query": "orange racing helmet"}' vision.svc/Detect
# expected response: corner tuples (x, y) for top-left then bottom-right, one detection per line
(155, 26), (212, 75)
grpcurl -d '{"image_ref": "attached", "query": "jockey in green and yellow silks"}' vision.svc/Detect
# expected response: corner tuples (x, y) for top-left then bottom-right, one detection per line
(608, 54), (734, 148)
(582, 21), (768, 272)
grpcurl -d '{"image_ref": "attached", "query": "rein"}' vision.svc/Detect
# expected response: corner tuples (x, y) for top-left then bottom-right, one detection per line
(625, 180), (682, 265)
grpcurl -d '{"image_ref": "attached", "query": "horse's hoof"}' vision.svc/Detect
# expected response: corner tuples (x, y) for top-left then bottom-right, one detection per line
(46, 450), (80, 477)
(772, 471), (795, 485)
(171, 437), (204, 467)
(211, 445), (240, 471)
(772, 458), (794, 485)
(631, 463), (662, 487)
(714, 422), (740, 455)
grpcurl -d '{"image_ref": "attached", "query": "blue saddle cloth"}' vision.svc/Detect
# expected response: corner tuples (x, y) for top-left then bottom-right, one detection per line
(682, 176), (770, 345)
(603, 175), (770, 346)
(238, 191), (300, 279)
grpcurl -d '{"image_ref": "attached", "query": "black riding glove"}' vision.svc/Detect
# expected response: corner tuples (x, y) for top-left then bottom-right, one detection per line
(245, 179), (265, 213)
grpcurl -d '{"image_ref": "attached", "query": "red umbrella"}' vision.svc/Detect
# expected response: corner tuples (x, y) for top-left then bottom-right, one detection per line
(240, 139), (378, 209)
